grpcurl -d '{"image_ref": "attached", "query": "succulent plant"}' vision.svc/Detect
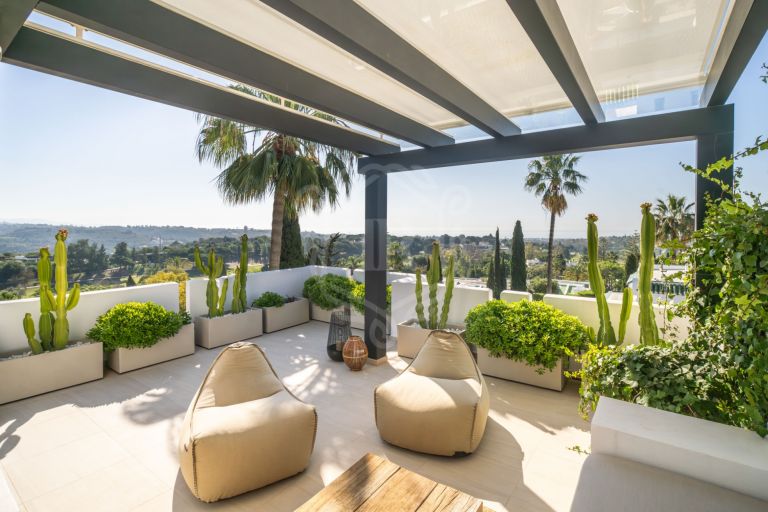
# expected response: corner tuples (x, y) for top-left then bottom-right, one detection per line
(638, 203), (660, 345)
(194, 245), (228, 318)
(415, 241), (454, 330)
(231, 234), (249, 314)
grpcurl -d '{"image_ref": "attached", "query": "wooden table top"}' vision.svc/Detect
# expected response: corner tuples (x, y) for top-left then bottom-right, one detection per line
(296, 452), (483, 512)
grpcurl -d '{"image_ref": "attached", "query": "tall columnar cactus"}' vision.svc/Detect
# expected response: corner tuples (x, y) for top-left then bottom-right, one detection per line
(415, 242), (454, 330)
(638, 203), (660, 345)
(231, 234), (249, 314)
(586, 215), (632, 345)
(194, 245), (228, 318)
(23, 230), (80, 353)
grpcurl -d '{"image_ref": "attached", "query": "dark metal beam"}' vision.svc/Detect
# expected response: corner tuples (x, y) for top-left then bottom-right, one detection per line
(261, 0), (521, 138)
(36, 0), (452, 148)
(4, 26), (400, 156)
(695, 131), (734, 230)
(364, 170), (388, 362)
(0, 0), (37, 56)
(506, 0), (604, 124)
(701, 0), (768, 106)
(359, 104), (734, 173)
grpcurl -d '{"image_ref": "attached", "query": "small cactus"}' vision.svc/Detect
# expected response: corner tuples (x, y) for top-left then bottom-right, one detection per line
(638, 203), (660, 345)
(415, 242), (454, 330)
(194, 245), (228, 318)
(231, 235), (249, 314)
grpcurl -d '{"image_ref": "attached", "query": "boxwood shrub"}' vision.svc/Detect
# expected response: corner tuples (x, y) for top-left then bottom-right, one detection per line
(252, 291), (286, 308)
(87, 301), (184, 351)
(302, 274), (355, 310)
(350, 281), (391, 315)
(464, 299), (589, 371)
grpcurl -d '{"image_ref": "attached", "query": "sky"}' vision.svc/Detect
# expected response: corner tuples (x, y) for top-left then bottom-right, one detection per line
(0, 26), (765, 239)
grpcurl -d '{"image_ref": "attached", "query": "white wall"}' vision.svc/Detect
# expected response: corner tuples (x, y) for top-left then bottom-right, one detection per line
(390, 276), (491, 332)
(352, 269), (412, 284)
(0, 283), (179, 356)
(186, 265), (350, 319)
(543, 294), (690, 345)
(500, 290), (532, 302)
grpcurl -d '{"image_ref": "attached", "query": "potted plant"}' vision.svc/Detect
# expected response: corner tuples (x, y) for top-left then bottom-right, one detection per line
(397, 241), (464, 358)
(254, 291), (310, 333)
(88, 302), (193, 373)
(0, 230), (103, 405)
(464, 299), (589, 390)
(193, 236), (263, 348)
(302, 273), (356, 323)
(349, 281), (392, 334)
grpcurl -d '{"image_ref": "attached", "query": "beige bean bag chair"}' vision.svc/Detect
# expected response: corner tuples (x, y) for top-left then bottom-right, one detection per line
(375, 330), (489, 456)
(179, 342), (317, 502)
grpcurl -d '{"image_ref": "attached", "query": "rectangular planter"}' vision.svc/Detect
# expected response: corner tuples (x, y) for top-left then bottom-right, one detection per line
(0, 341), (104, 405)
(194, 308), (263, 349)
(396, 320), (465, 359)
(108, 323), (195, 373)
(263, 298), (310, 333)
(476, 347), (565, 391)
(311, 303), (391, 333)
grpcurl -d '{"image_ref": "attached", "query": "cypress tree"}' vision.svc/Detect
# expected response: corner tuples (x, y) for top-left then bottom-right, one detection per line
(624, 252), (639, 281)
(510, 220), (527, 291)
(492, 227), (505, 298)
(280, 209), (305, 269)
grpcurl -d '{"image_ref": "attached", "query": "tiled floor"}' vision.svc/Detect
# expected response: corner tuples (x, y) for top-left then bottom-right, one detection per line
(2, 321), (763, 512)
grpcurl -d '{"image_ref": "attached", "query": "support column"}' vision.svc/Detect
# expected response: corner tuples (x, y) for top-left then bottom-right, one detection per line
(695, 119), (734, 231)
(364, 170), (387, 363)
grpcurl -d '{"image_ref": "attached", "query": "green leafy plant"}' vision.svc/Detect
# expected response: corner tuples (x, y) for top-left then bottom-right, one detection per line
(302, 274), (354, 310)
(415, 241), (454, 329)
(87, 301), (184, 351)
(253, 291), (286, 308)
(23, 230), (80, 354)
(465, 300), (589, 371)
(194, 245), (228, 318)
(349, 281), (391, 315)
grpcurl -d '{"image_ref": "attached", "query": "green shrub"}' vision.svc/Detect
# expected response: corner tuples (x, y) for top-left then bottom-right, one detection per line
(253, 291), (285, 308)
(578, 341), (737, 425)
(529, 277), (559, 295)
(302, 274), (354, 310)
(574, 289), (595, 297)
(87, 301), (184, 351)
(349, 281), (391, 315)
(464, 300), (589, 371)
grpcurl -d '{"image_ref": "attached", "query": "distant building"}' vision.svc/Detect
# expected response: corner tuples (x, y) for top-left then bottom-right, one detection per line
(625, 264), (687, 304)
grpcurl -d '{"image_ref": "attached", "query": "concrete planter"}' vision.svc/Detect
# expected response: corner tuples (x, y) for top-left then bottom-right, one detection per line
(194, 308), (263, 349)
(396, 320), (466, 359)
(263, 298), (310, 333)
(0, 341), (104, 404)
(310, 303), (364, 329)
(476, 347), (565, 391)
(107, 323), (195, 373)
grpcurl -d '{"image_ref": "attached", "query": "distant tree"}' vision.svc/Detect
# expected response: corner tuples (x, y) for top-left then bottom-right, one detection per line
(387, 241), (407, 271)
(524, 154), (588, 294)
(600, 261), (627, 292)
(441, 234), (451, 247)
(491, 227), (505, 298)
(144, 270), (188, 311)
(411, 254), (428, 270)
(553, 251), (567, 278)
(126, 275), (137, 287)
(510, 220), (527, 291)
(654, 194), (694, 244)
(624, 252), (639, 282)
(324, 232), (342, 266)
(0, 289), (20, 301)
(110, 241), (133, 268)
(279, 209), (305, 269)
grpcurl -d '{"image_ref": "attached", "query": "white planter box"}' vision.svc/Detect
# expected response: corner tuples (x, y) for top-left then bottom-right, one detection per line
(311, 303), (391, 334)
(263, 298), (310, 333)
(0, 341), (104, 404)
(476, 347), (565, 391)
(107, 323), (195, 373)
(396, 320), (465, 359)
(194, 308), (263, 349)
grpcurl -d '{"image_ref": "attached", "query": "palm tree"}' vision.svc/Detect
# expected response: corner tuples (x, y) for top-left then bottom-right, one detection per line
(196, 86), (355, 270)
(653, 194), (694, 244)
(525, 154), (588, 294)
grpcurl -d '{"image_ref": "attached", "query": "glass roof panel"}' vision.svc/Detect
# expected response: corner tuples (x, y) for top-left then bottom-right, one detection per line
(354, 0), (571, 122)
(557, 0), (733, 108)
(150, 0), (457, 129)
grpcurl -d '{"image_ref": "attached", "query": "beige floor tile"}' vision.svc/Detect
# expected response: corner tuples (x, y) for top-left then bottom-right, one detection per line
(0, 409), (100, 462)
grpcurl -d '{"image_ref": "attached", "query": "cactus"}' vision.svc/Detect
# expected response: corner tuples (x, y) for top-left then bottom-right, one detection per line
(22, 230), (80, 353)
(638, 203), (660, 345)
(586, 215), (633, 345)
(415, 242), (454, 330)
(194, 245), (229, 318)
(231, 234), (249, 314)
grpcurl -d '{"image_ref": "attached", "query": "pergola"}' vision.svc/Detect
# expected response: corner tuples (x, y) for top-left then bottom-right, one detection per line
(1, 0), (766, 362)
